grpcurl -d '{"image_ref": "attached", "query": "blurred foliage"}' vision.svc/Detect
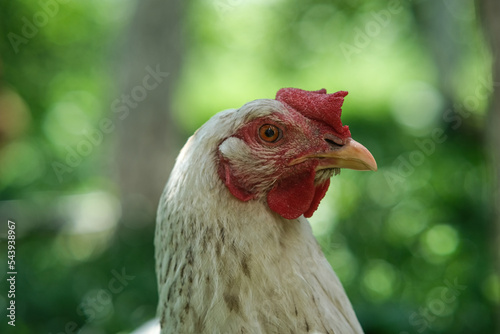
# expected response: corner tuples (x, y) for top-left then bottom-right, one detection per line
(0, 0), (497, 333)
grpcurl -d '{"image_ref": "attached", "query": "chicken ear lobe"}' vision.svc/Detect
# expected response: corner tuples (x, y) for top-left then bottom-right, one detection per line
(267, 169), (329, 220)
(219, 157), (255, 202)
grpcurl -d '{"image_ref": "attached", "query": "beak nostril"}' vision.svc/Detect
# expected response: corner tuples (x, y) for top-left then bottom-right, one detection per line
(325, 138), (342, 147)
(324, 134), (344, 148)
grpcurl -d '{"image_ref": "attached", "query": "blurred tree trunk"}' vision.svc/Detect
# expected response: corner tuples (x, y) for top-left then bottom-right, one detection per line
(479, 0), (500, 330)
(415, 1), (498, 328)
(411, 0), (461, 103)
(115, 0), (185, 226)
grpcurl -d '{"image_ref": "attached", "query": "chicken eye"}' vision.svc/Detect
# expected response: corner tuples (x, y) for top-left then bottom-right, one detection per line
(259, 124), (281, 143)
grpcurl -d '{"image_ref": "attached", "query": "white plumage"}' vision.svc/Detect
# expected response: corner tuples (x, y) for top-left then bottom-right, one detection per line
(155, 89), (376, 333)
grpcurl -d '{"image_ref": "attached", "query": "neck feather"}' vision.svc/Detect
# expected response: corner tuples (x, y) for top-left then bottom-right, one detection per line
(155, 128), (363, 334)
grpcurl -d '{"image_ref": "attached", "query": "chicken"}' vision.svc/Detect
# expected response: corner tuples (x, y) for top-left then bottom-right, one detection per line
(155, 88), (377, 334)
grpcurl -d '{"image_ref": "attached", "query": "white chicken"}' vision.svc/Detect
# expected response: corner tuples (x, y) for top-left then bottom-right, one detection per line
(155, 88), (377, 333)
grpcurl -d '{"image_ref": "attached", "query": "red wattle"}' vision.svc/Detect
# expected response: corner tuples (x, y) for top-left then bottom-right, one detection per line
(304, 179), (330, 218)
(267, 168), (329, 220)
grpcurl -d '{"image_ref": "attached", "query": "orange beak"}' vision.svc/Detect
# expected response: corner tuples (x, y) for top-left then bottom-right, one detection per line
(290, 138), (378, 171)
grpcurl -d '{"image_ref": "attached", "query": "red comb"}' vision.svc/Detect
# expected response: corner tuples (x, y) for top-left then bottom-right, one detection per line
(276, 88), (351, 139)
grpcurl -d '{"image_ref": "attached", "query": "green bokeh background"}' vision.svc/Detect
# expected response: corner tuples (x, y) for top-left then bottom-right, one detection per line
(0, 0), (498, 333)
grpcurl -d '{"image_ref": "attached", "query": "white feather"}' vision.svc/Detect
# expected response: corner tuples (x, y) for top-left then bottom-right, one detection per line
(155, 99), (364, 333)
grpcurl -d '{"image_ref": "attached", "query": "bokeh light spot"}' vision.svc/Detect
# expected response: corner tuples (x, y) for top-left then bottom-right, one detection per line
(482, 274), (500, 304)
(385, 200), (428, 244)
(362, 260), (398, 302)
(43, 98), (92, 146)
(0, 140), (45, 188)
(422, 224), (460, 261)
(391, 81), (444, 130)
(327, 247), (358, 285)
